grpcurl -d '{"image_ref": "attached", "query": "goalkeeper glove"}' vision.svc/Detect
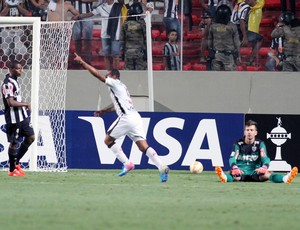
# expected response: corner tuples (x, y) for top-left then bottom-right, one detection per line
(255, 165), (268, 175)
(231, 165), (243, 178)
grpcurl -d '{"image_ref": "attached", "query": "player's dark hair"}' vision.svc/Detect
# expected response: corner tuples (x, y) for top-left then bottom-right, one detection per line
(168, 29), (177, 36)
(245, 120), (258, 130)
(8, 60), (21, 69)
(111, 69), (120, 79)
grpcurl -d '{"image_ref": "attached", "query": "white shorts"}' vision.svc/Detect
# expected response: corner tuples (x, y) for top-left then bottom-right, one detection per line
(107, 112), (146, 142)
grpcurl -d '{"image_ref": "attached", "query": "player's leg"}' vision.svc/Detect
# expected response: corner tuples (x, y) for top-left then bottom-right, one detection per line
(6, 124), (24, 176)
(111, 40), (120, 69)
(269, 167), (298, 183)
(135, 140), (169, 183)
(106, 117), (134, 176)
(101, 38), (111, 70)
(215, 166), (234, 182)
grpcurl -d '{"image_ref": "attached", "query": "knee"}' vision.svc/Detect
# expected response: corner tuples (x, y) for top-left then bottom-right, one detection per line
(26, 135), (35, 145)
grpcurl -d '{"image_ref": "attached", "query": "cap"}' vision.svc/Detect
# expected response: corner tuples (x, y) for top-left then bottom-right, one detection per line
(202, 11), (212, 18)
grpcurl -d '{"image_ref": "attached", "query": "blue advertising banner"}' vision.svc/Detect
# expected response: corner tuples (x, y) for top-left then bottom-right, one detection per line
(66, 111), (244, 171)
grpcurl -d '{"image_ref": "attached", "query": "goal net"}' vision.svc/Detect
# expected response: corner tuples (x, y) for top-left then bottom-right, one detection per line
(0, 17), (74, 172)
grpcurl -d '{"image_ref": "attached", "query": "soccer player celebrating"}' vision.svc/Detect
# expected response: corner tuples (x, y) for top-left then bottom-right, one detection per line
(1, 61), (35, 176)
(215, 120), (298, 183)
(73, 53), (170, 183)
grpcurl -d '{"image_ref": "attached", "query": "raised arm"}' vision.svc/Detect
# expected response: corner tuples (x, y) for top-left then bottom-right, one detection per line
(74, 53), (106, 82)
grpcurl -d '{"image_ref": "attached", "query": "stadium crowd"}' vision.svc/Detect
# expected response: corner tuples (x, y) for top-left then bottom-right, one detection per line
(0, 0), (299, 71)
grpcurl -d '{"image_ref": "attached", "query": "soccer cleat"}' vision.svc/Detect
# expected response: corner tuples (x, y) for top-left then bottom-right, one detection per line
(215, 166), (227, 183)
(8, 169), (25, 177)
(160, 165), (170, 183)
(118, 162), (135, 177)
(15, 164), (26, 176)
(284, 167), (298, 184)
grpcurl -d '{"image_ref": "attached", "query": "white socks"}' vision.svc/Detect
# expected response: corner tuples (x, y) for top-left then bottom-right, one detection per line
(146, 147), (163, 171)
(109, 143), (130, 165)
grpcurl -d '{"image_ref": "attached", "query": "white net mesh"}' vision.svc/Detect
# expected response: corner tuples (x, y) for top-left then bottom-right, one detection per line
(0, 21), (74, 172)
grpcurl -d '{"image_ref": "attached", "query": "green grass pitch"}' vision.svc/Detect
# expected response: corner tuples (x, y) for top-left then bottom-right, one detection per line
(1, 169), (299, 230)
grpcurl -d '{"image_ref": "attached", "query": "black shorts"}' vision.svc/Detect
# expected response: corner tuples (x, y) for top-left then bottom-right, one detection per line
(240, 173), (268, 182)
(6, 117), (35, 144)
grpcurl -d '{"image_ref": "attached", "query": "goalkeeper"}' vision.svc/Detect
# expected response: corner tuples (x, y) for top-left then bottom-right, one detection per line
(215, 120), (298, 183)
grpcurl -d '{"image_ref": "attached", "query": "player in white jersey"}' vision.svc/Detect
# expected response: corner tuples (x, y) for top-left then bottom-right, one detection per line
(73, 53), (170, 183)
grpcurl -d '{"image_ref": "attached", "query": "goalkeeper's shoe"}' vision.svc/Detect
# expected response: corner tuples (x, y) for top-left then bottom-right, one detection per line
(15, 164), (26, 176)
(215, 166), (227, 183)
(8, 169), (25, 177)
(160, 165), (170, 183)
(284, 167), (298, 184)
(118, 162), (134, 177)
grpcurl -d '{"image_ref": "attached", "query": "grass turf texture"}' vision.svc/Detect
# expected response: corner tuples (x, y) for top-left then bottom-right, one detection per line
(1, 169), (299, 230)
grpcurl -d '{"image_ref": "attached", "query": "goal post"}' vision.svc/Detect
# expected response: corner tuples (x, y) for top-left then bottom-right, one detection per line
(0, 17), (74, 172)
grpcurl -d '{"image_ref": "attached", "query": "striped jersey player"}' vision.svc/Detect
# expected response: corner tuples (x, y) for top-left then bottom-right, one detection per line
(1, 60), (35, 176)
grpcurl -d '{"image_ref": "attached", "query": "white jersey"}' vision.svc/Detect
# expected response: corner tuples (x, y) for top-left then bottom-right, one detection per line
(105, 77), (137, 117)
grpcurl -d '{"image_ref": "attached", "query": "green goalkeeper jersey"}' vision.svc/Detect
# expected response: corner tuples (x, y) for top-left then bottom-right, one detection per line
(229, 138), (270, 175)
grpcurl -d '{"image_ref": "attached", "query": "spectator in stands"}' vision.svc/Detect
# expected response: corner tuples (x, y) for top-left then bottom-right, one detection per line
(163, 29), (180, 70)
(271, 11), (300, 71)
(199, 10), (213, 63)
(163, 0), (181, 41)
(120, 2), (147, 70)
(200, 0), (220, 19)
(281, 0), (296, 15)
(69, 0), (96, 65)
(265, 37), (283, 71)
(0, 0), (31, 16)
(180, 0), (193, 31)
(74, 0), (127, 70)
(247, 0), (264, 66)
(47, 0), (79, 21)
(231, 0), (256, 47)
(28, 0), (49, 21)
(208, 3), (240, 70)
(0, 0), (32, 62)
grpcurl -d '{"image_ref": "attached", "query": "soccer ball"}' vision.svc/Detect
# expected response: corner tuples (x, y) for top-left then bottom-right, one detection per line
(190, 161), (204, 174)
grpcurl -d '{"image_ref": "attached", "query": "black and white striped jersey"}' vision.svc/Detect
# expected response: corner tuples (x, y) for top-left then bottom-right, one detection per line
(231, 1), (251, 25)
(163, 42), (180, 70)
(164, 0), (178, 19)
(1, 74), (28, 124)
(68, 0), (93, 14)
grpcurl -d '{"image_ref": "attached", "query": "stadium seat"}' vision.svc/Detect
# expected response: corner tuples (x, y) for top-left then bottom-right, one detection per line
(153, 64), (164, 70)
(92, 29), (101, 38)
(160, 31), (167, 40)
(240, 47), (252, 56)
(264, 0), (280, 9)
(152, 29), (161, 39)
(246, 65), (263, 71)
(152, 47), (163, 55)
(258, 47), (270, 56)
(192, 63), (206, 71)
(236, 65), (245, 71)
(183, 63), (192, 70)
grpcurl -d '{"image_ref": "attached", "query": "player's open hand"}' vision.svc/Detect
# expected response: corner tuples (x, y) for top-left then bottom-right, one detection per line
(231, 166), (243, 177)
(255, 165), (268, 175)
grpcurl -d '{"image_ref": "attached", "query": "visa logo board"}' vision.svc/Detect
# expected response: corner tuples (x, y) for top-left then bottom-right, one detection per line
(66, 111), (244, 171)
(0, 111), (244, 170)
